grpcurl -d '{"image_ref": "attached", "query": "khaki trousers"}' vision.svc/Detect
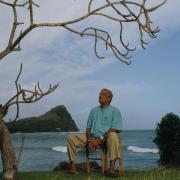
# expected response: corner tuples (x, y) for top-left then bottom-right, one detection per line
(67, 132), (122, 162)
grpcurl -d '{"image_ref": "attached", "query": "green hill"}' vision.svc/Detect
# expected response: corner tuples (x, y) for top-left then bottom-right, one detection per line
(6, 105), (79, 133)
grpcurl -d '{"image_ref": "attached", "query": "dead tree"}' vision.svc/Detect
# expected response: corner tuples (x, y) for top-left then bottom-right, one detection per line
(0, 0), (166, 179)
(0, 64), (58, 180)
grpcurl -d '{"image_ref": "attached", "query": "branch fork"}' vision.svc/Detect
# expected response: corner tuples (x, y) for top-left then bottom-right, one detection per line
(0, 0), (167, 64)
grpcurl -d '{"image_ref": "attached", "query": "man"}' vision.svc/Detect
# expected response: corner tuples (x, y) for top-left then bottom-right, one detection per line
(67, 88), (122, 175)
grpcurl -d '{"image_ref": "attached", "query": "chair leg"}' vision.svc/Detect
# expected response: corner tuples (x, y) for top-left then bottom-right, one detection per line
(118, 138), (123, 175)
(104, 153), (108, 173)
(86, 157), (90, 173)
(101, 150), (105, 175)
(86, 148), (90, 173)
(86, 146), (108, 175)
(118, 158), (123, 175)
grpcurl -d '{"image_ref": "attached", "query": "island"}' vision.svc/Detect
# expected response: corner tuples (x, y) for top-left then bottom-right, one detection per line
(6, 105), (79, 133)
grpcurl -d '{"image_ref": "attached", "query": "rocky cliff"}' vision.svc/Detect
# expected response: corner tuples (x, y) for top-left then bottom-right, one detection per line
(6, 105), (79, 133)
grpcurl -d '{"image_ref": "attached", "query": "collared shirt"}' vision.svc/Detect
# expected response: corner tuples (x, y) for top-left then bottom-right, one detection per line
(86, 105), (122, 137)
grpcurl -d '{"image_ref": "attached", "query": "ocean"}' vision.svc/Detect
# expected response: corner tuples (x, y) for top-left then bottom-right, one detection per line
(0, 130), (159, 171)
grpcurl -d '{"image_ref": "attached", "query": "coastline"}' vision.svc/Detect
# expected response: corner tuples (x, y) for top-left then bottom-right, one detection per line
(6, 130), (159, 171)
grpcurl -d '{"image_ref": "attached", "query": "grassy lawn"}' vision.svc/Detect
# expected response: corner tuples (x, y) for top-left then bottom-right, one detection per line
(5, 168), (179, 180)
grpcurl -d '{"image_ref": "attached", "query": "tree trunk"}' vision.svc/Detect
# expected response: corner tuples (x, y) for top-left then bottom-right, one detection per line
(0, 119), (17, 180)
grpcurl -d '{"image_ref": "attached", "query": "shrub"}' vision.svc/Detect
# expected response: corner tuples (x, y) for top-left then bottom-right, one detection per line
(154, 112), (180, 167)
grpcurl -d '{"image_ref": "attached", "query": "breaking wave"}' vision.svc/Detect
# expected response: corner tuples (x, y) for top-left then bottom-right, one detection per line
(127, 146), (159, 154)
(52, 146), (67, 153)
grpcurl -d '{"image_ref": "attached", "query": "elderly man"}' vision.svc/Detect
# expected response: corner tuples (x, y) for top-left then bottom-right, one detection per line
(67, 88), (122, 176)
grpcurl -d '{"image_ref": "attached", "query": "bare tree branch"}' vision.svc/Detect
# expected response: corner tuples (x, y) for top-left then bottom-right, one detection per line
(29, 0), (33, 25)
(8, 1), (18, 47)
(2, 63), (59, 122)
(0, 0), (167, 64)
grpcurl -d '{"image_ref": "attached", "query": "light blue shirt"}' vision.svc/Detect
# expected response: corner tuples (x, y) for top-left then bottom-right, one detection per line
(86, 105), (122, 137)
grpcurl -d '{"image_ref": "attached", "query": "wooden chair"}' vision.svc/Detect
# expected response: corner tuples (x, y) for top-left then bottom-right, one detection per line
(86, 139), (123, 175)
(86, 143), (108, 175)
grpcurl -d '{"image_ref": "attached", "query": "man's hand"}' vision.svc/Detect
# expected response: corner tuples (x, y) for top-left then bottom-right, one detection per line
(87, 137), (103, 151)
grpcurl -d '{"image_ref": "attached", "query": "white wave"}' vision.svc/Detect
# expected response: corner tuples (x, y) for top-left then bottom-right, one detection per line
(52, 146), (67, 153)
(127, 146), (159, 154)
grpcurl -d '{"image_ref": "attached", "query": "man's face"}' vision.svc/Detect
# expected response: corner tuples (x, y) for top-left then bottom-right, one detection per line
(99, 89), (110, 106)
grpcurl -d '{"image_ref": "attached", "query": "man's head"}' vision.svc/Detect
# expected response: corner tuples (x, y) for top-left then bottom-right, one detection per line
(99, 88), (113, 107)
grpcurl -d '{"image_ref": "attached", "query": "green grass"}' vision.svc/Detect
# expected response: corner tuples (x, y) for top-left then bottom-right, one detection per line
(4, 168), (179, 180)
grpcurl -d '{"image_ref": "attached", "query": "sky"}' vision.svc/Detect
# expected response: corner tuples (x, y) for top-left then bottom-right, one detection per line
(0, 0), (180, 130)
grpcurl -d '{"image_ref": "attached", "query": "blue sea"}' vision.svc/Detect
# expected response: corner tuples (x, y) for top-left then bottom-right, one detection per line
(0, 130), (159, 171)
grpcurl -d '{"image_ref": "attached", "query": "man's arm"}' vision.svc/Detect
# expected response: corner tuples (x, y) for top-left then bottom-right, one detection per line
(86, 128), (120, 152)
(86, 128), (91, 140)
(86, 128), (97, 151)
(86, 128), (118, 150)
(102, 128), (119, 140)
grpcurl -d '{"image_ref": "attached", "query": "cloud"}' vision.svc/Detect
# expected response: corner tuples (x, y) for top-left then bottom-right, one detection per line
(0, 0), (180, 130)
(147, 0), (180, 39)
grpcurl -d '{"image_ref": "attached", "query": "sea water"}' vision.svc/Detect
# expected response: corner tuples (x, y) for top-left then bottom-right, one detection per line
(0, 130), (159, 171)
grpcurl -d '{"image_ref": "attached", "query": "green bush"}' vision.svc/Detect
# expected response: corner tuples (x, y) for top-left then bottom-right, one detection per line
(154, 112), (180, 167)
